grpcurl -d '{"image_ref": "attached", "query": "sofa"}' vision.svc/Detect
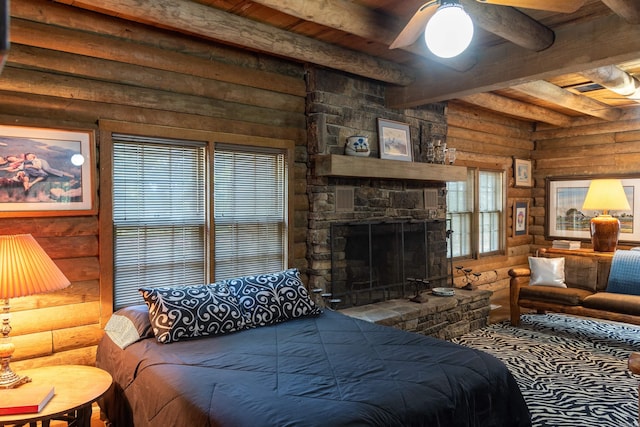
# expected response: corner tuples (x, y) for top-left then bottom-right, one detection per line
(509, 248), (640, 326)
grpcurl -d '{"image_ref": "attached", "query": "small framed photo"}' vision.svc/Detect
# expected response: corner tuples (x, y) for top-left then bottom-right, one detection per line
(513, 199), (529, 237)
(514, 158), (532, 188)
(377, 118), (412, 162)
(0, 125), (96, 217)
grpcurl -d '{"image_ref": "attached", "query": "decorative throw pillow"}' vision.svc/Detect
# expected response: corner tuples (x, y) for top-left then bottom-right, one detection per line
(222, 268), (322, 327)
(529, 256), (567, 288)
(139, 283), (247, 343)
(104, 304), (154, 349)
(606, 250), (640, 296)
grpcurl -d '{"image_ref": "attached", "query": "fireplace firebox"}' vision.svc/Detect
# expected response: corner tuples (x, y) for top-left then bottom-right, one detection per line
(330, 219), (451, 308)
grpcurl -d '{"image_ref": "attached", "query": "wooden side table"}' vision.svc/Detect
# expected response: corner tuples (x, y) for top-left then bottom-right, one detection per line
(0, 365), (112, 427)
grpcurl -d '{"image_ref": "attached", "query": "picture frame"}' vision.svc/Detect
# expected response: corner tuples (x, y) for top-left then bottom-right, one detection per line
(0, 125), (96, 217)
(513, 158), (533, 187)
(513, 199), (529, 237)
(377, 118), (412, 162)
(545, 175), (640, 242)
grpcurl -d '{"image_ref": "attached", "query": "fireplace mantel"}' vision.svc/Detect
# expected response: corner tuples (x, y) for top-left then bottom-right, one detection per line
(315, 154), (467, 182)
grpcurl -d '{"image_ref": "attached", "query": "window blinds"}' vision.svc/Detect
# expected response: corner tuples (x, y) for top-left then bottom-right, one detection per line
(213, 144), (287, 279)
(112, 134), (207, 308)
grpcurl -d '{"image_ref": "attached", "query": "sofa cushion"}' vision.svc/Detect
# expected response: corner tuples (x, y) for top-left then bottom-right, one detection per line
(583, 293), (640, 316)
(529, 257), (566, 287)
(606, 250), (640, 296)
(563, 256), (599, 292)
(519, 286), (593, 306)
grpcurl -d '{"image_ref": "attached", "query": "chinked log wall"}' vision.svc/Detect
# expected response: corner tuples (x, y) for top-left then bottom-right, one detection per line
(445, 102), (534, 294)
(532, 112), (640, 250)
(1, 0), (307, 369)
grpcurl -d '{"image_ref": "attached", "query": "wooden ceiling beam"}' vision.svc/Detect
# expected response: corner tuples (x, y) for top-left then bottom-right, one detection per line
(512, 80), (622, 121)
(475, 0), (584, 14)
(459, 92), (573, 127)
(52, 0), (416, 86)
(601, 0), (640, 24)
(250, 0), (476, 72)
(386, 13), (640, 108)
(580, 65), (640, 99)
(460, 0), (554, 51)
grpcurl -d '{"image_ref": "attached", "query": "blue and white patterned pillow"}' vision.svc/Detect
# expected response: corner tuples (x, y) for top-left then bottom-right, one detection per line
(139, 283), (247, 343)
(222, 268), (322, 327)
(606, 250), (640, 296)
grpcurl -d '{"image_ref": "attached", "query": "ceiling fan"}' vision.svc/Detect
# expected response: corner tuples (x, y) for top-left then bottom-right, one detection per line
(390, 0), (585, 58)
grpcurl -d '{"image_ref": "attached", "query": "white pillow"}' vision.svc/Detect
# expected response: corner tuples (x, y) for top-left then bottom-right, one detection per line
(528, 257), (567, 288)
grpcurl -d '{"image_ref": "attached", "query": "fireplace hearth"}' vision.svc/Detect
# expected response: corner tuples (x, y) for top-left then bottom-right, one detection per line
(330, 219), (451, 308)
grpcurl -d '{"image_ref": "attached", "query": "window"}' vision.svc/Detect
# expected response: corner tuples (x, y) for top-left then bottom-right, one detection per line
(108, 130), (290, 310)
(214, 144), (288, 279)
(447, 168), (504, 259)
(112, 135), (207, 309)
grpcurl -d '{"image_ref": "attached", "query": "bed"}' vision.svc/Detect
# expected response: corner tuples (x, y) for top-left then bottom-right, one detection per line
(97, 269), (531, 427)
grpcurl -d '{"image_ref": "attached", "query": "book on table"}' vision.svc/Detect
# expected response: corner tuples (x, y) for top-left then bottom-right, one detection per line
(552, 240), (581, 249)
(0, 384), (55, 415)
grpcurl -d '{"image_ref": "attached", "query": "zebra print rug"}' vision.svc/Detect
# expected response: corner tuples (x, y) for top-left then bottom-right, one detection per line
(452, 313), (640, 427)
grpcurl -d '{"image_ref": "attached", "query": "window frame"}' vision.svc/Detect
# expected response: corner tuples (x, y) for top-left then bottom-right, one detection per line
(447, 165), (506, 261)
(98, 120), (295, 324)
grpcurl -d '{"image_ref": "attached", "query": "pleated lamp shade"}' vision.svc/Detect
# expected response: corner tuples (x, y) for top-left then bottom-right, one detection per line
(0, 234), (70, 299)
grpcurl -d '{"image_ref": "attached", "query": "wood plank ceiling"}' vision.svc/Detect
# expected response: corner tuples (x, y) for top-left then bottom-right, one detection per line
(53, 0), (640, 127)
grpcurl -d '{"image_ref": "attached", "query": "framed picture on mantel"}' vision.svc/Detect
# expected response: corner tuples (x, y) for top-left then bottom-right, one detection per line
(377, 118), (412, 162)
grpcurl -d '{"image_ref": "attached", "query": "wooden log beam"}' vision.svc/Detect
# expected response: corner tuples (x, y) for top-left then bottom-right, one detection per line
(460, 0), (554, 51)
(475, 0), (584, 13)
(458, 92), (573, 127)
(387, 13), (640, 107)
(601, 0), (640, 24)
(250, 0), (476, 72)
(52, 0), (415, 86)
(512, 80), (622, 121)
(580, 65), (640, 100)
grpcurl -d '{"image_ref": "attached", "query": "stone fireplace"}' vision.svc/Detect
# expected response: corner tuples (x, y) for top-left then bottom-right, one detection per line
(330, 219), (450, 308)
(305, 68), (454, 306)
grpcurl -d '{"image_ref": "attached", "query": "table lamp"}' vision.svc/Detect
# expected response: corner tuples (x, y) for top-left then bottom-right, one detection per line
(0, 234), (70, 388)
(582, 179), (631, 252)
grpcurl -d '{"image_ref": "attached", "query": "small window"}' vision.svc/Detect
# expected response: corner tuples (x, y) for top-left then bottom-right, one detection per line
(447, 168), (504, 259)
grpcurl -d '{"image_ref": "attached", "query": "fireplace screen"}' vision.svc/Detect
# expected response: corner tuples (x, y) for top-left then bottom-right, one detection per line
(330, 219), (451, 308)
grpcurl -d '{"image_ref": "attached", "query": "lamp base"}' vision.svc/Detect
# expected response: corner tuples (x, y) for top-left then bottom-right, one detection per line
(0, 364), (30, 389)
(590, 214), (620, 252)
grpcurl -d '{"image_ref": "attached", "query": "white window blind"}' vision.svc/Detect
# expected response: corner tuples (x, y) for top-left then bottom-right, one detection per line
(447, 169), (473, 257)
(479, 170), (503, 254)
(112, 134), (207, 309)
(214, 144), (287, 279)
(447, 168), (504, 259)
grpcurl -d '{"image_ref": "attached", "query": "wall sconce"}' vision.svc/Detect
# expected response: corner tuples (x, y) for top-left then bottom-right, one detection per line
(582, 179), (631, 252)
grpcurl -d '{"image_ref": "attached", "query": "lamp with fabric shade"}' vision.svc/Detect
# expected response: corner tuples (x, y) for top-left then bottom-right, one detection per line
(0, 234), (70, 388)
(582, 179), (631, 252)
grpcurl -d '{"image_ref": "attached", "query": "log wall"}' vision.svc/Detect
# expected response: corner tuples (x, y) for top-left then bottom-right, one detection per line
(1, 0), (307, 369)
(532, 110), (640, 251)
(446, 101), (535, 293)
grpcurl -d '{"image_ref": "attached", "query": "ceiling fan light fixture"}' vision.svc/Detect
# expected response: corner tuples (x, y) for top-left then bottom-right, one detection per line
(424, 1), (474, 58)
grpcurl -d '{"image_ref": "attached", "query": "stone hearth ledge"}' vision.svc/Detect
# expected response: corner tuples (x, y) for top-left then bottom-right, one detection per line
(339, 289), (492, 340)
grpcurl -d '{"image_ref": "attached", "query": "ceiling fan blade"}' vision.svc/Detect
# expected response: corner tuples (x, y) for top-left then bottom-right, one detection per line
(475, 0), (585, 13)
(389, 1), (439, 49)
